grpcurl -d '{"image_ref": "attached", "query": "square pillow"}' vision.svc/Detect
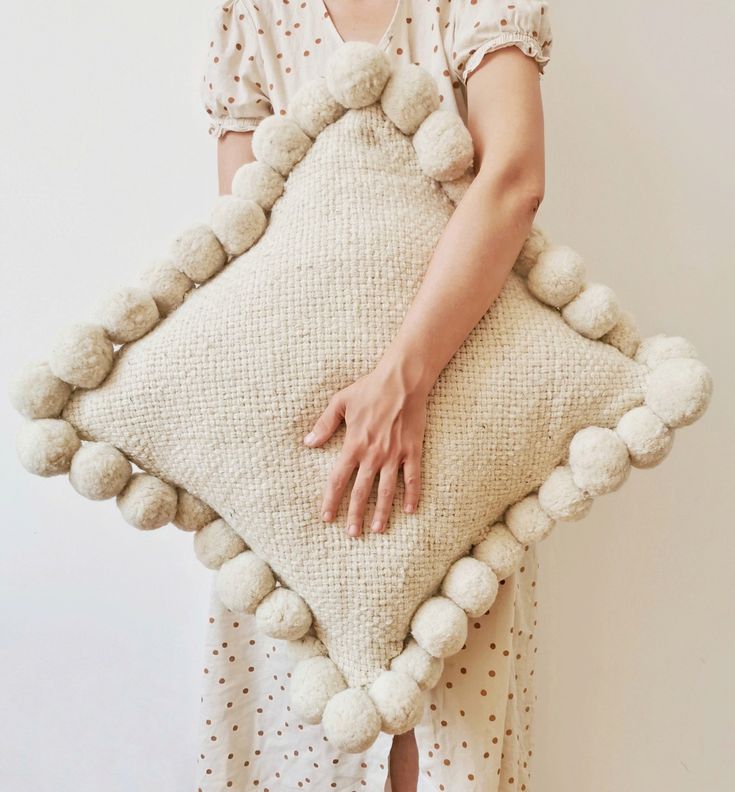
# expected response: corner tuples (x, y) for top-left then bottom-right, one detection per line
(10, 42), (713, 753)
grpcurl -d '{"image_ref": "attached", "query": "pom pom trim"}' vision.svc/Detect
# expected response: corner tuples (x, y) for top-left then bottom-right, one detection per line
(12, 39), (714, 755)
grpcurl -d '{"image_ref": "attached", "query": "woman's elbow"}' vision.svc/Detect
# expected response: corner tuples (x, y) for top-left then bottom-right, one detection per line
(516, 178), (545, 217)
(476, 162), (545, 219)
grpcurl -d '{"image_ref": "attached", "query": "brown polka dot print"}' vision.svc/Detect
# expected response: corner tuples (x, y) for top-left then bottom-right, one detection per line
(196, 541), (540, 789)
(201, 0), (552, 138)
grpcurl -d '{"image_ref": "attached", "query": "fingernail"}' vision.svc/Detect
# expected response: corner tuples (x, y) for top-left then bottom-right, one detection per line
(371, 520), (382, 533)
(322, 510), (333, 522)
(348, 524), (359, 537)
(404, 503), (414, 513)
(303, 432), (316, 446)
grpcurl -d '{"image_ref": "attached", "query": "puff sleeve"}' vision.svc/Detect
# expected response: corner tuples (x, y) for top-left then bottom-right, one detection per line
(201, 0), (273, 137)
(448, 0), (554, 84)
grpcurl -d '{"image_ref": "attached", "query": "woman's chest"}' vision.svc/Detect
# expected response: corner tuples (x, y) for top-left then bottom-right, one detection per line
(246, 0), (459, 113)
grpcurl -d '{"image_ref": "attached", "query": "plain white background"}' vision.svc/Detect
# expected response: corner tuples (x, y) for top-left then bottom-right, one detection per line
(1, 2), (733, 790)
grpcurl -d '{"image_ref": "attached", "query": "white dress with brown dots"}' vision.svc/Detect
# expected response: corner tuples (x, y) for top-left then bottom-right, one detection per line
(198, 2), (551, 789)
(201, 0), (552, 137)
(197, 545), (540, 791)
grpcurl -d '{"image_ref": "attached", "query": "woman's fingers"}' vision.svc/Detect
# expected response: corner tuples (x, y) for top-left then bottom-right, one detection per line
(370, 463), (399, 533)
(345, 463), (379, 538)
(304, 393), (344, 448)
(308, 374), (427, 535)
(320, 451), (356, 525)
(402, 452), (422, 514)
(321, 451), (421, 535)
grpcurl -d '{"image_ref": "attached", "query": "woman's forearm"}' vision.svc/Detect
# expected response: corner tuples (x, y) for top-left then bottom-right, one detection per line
(374, 47), (545, 399)
(374, 169), (543, 397)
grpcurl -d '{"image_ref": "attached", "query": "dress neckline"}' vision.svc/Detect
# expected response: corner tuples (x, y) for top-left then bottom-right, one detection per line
(320, 0), (402, 51)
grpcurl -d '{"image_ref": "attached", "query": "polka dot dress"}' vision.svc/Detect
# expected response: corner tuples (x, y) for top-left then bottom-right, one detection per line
(198, 2), (551, 788)
(201, 0), (553, 137)
(196, 545), (540, 791)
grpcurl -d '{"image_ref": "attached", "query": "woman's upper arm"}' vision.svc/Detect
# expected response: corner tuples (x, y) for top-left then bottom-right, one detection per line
(465, 48), (546, 200)
(446, 0), (551, 196)
(217, 129), (255, 196)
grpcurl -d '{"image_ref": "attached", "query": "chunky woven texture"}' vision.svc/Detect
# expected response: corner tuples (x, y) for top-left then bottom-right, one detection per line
(63, 106), (646, 687)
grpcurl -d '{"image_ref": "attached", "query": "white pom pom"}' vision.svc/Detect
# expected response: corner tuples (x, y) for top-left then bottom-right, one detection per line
(216, 551), (276, 614)
(95, 286), (159, 344)
(291, 655), (346, 724)
(9, 361), (72, 419)
(116, 472), (178, 530)
(255, 586), (312, 641)
(645, 358), (713, 428)
(615, 406), (674, 468)
(284, 633), (328, 663)
(471, 523), (525, 580)
(140, 259), (193, 316)
(251, 115), (312, 176)
(410, 596), (467, 659)
(69, 442), (131, 499)
(193, 518), (247, 570)
(288, 76), (346, 138)
(568, 426), (631, 496)
(537, 465), (593, 521)
(380, 64), (440, 135)
(389, 638), (444, 691)
(412, 110), (474, 182)
(16, 418), (80, 477)
(441, 168), (474, 206)
(170, 224), (227, 283)
(514, 225), (550, 277)
(49, 323), (114, 389)
(527, 245), (586, 308)
(440, 556), (499, 617)
(635, 334), (699, 369)
(561, 283), (621, 339)
(322, 687), (382, 753)
(231, 161), (285, 211)
(173, 490), (218, 532)
(368, 670), (424, 734)
(325, 41), (391, 109)
(210, 195), (267, 257)
(505, 494), (556, 544)
(601, 309), (641, 358)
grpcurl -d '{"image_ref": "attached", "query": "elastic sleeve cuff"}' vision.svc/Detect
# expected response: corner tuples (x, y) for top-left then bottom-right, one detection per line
(461, 32), (550, 83)
(207, 116), (265, 139)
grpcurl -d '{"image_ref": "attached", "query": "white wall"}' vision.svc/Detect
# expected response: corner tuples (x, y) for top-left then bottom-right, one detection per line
(0, 2), (732, 790)
(532, 3), (735, 790)
(0, 3), (216, 789)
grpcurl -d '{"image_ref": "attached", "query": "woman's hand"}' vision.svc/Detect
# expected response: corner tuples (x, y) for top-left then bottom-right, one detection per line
(303, 363), (429, 537)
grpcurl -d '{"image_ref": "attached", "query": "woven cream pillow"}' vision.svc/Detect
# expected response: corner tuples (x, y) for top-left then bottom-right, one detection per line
(11, 42), (713, 752)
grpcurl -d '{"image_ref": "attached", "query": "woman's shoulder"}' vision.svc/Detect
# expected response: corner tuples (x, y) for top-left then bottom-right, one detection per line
(442, 0), (553, 80)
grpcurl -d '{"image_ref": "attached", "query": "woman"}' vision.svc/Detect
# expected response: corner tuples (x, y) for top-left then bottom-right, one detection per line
(198, 1), (552, 789)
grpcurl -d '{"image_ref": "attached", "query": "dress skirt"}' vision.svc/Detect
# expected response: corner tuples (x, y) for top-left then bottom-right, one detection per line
(195, 543), (540, 791)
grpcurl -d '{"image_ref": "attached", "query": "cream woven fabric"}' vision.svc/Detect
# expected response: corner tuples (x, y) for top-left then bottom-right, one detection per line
(63, 105), (646, 687)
